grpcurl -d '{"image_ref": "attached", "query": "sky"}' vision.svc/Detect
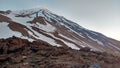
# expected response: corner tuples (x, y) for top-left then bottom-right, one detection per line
(0, 0), (120, 40)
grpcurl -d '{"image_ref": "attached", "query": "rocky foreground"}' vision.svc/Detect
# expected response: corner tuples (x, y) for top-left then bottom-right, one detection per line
(0, 36), (120, 68)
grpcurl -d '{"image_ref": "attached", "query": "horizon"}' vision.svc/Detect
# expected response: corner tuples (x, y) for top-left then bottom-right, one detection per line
(0, 0), (120, 41)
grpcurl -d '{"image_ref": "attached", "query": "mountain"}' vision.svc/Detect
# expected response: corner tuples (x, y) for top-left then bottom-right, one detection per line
(0, 8), (120, 56)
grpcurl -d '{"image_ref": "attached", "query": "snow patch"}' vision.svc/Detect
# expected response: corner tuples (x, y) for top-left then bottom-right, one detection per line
(0, 22), (34, 42)
(25, 28), (61, 47)
(47, 33), (80, 50)
(0, 22), (22, 38)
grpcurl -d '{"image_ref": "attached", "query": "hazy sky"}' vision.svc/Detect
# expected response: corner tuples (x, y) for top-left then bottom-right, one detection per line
(0, 0), (120, 40)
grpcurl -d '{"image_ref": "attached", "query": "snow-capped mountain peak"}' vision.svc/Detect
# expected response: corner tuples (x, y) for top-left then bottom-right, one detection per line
(0, 8), (120, 55)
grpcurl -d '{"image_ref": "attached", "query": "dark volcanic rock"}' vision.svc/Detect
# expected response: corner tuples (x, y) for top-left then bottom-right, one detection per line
(0, 36), (120, 68)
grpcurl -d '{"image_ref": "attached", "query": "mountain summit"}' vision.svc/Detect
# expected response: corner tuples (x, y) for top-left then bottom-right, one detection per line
(0, 8), (120, 56)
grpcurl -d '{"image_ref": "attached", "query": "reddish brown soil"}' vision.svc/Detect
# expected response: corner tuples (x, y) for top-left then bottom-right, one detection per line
(0, 14), (11, 22)
(28, 16), (47, 25)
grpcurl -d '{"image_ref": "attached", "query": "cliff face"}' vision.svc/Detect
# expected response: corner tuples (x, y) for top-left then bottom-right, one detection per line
(0, 36), (120, 68)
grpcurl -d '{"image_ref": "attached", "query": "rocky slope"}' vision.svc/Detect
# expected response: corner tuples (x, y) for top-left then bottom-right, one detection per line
(0, 36), (120, 68)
